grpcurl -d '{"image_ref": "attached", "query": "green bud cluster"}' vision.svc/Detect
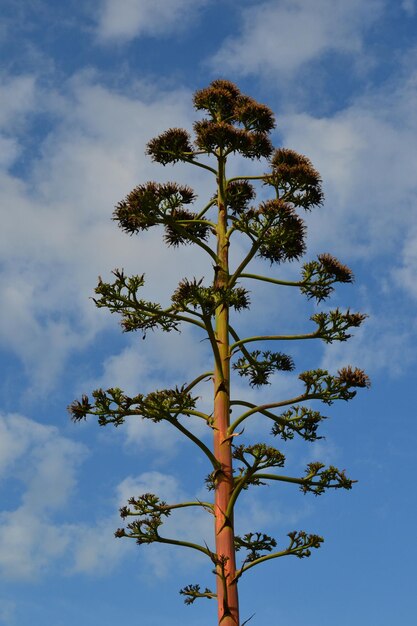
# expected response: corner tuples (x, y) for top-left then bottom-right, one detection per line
(233, 350), (295, 386)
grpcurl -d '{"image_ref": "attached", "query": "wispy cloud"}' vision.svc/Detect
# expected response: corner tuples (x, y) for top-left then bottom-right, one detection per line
(209, 0), (384, 78)
(402, 0), (416, 15)
(0, 412), (87, 580)
(95, 0), (209, 42)
(0, 72), (213, 393)
(279, 64), (417, 262)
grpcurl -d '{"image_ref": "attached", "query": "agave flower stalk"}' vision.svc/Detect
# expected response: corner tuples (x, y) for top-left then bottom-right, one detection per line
(69, 80), (369, 626)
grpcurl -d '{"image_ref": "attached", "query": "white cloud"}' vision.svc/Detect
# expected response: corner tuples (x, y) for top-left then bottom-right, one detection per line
(68, 517), (130, 575)
(319, 316), (415, 379)
(0, 75), (36, 130)
(0, 71), (215, 392)
(0, 509), (71, 579)
(394, 242), (417, 297)
(278, 68), (417, 260)
(0, 412), (87, 579)
(116, 471), (213, 577)
(210, 0), (383, 77)
(402, 0), (415, 15)
(96, 0), (208, 42)
(82, 328), (213, 454)
(0, 413), (86, 490)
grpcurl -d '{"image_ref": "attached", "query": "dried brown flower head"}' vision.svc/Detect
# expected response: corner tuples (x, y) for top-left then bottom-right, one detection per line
(146, 128), (193, 165)
(337, 366), (371, 388)
(268, 148), (323, 209)
(318, 253), (354, 283)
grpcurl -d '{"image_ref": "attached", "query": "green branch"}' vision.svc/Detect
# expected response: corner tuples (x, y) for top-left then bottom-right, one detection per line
(229, 396), (311, 433)
(228, 325), (264, 374)
(196, 198), (217, 220)
(167, 417), (219, 469)
(227, 175), (269, 184)
(230, 332), (318, 351)
(180, 156), (217, 175)
(121, 500), (214, 515)
(226, 469), (257, 518)
(239, 272), (302, 287)
(234, 531), (323, 581)
(123, 532), (213, 558)
(203, 314), (225, 382)
(171, 409), (212, 422)
(183, 371), (214, 394)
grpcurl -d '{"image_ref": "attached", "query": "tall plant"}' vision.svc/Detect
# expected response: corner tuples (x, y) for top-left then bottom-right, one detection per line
(69, 80), (369, 626)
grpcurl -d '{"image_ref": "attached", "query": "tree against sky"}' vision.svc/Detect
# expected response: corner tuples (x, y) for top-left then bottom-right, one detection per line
(69, 80), (369, 626)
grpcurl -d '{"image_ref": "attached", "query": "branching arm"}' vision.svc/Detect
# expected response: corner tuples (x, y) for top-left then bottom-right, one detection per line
(120, 500), (214, 516)
(229, 395), (309, 433)
(254, 463), (356, 494)
(119, 529), (214, 558)
(183, 371), (214, 393)
(231, 332), (318, 351)
(196, 197), (217, 220)
(239, 272), (302, 287)
(180, 155), (217, 175)
(166, 415), (219, 469)
(233, 531), (323, 581)
(228, 239), (265, 289)
(227, 175), (269, 184)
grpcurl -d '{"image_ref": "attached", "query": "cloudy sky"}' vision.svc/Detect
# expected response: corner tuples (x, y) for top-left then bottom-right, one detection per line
(1, 0), (417, 624)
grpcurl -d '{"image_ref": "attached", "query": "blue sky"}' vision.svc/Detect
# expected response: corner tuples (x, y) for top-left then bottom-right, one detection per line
(1, 0), (417, 624)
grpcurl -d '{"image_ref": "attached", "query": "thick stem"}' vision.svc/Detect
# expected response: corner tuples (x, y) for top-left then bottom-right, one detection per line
(213, 155), (240, 626)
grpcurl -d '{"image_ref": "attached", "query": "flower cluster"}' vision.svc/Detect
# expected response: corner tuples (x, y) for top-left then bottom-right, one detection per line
(119, 493), (171, 520)
(299, 367), (370, 404)
(115, 514), (164, 545)
(194, 80), (275, 132)
(192, 79), (275, 159)
(93, 269), (179, 336)
(232, 350), (294, 387)
(301, 253), (354, 301)
(172, 278), (250, 315)
(146, 128), (194, 165)
(234, 199), (306, 264)
(68, 385), (198, 426)
(234, 532), (277, 562)
(301, 462), (354, 495)
(265, 148), (323, 210)
(225, 180), (256, 214)
(233, 443), (286, 476)
(113, 181), (212, 246)
(286, 530), (324, 558)
(68, 387), (142, 426)
(271, 406), (327, 442)
(312, 308), (367, 342)
(179, 584), (215, 605)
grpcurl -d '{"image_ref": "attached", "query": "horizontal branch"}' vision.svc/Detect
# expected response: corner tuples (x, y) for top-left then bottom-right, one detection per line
(123, 532), (213, 558)
(176, 218), (216, 228)
(231, 332), (318, 351)
(121, 500), (214, 515)
(234, 540), (313, 580)
(171, 409), (212, 422)
(253, 472), (315, 487)
(239, 272), (302, 288)
(227, 175), (269, 184)
(229, 396), (314, 433)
